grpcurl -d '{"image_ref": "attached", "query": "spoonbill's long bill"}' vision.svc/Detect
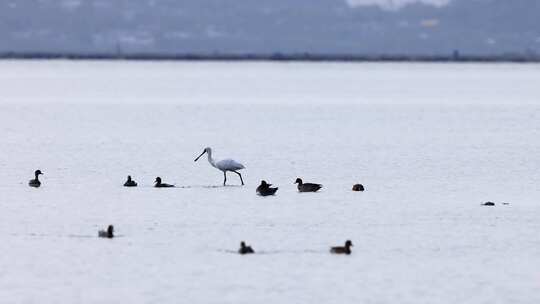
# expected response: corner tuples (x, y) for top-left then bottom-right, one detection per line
(194, 147), (245, 186)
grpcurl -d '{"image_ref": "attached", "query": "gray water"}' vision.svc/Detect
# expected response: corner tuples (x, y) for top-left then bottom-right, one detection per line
(0, 61), (539, 303)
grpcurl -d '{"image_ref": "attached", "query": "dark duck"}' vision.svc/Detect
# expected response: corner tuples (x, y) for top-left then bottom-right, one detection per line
(352, 184), (365, 191)
(238, 241), (255, 254)
(330, 240), (353, 255)
(256, 180), (278, 196)
(295, 178), (322, 192)
(154, 177), (174, 188)
(28, 170), (43, 188)
(123, 175), (138, 187)
(98, 225), (114, 238)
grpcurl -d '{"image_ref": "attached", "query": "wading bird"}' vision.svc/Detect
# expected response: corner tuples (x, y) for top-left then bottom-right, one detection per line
(194, 147), (245, 186)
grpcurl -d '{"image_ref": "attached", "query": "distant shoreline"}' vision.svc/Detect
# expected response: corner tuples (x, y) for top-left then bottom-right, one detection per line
(1, 52), (539, 63)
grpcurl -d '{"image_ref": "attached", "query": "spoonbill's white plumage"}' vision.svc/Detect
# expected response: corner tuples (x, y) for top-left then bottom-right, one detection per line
(194, 147), (245, 186)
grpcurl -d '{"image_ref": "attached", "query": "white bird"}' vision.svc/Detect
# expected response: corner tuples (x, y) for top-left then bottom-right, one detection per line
(194, 147), (245, 186)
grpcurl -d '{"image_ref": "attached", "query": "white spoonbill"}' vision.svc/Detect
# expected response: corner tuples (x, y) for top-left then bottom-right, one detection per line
(194, 147), (245, 186)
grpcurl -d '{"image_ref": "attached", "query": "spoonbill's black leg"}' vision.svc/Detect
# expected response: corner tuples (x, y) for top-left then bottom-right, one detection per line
(234, 171), (244, 185)
(223, 171), (227, 186)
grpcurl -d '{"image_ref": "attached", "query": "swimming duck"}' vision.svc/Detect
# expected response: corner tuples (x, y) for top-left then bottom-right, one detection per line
(330, 240), (353, 255)
(352, 184), (365, 191)
(28, 170), (43, 188)
(256, 180), (278, 196)
(123, 175), (138, 187)
(295, 178), (322, 192)
(98, 225), (114, 238)
(482, 202), (495, 206)
(238, 241), (255, 254)
(154, 177), (174, 188)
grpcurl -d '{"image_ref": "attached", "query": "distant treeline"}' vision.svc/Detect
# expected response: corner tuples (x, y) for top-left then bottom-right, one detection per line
(1, 52), (539, 63)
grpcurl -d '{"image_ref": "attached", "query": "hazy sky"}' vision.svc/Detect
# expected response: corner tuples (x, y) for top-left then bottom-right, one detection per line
(346, 0), (451, 9)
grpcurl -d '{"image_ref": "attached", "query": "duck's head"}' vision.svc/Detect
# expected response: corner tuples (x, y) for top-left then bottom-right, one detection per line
(240, 241), (246, 248)
(35, 170), (43, 176)
(345, 240), (353, 247)
(294, 178), (302, 185)
(127, 175), (132, 181)
(107, 225), (114, 237)
(194, 147), (212, 162)
(261, 180), (268, 186)
(154, 177), (162, 184)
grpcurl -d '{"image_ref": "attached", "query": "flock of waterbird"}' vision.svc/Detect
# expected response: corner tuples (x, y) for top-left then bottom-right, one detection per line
(27, 147), (365, 255)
